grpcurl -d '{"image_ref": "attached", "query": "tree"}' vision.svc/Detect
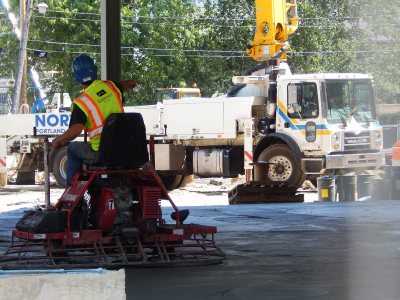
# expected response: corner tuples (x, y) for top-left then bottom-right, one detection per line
(351, 0), (400, 103)
(288, 0), (358, 73)
(1, 0), (399, 107)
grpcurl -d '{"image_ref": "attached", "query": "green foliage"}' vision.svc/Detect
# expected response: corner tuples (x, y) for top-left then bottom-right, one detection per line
(289, 0), (358, 73)
(28, 0), (102, 98)
(0, 0), (399, 106)
(350, 0), (400, 103)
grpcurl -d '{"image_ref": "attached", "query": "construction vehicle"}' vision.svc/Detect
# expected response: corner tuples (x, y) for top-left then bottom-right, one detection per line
(125, 0), (384, 198)
(0, 113), (224, 269)
(0, 88), (197, 187)
(154, 87), (201, 102)
(0, 1), (72, 185)
(2, 1), (384, 194)
(378, 103), (400, 148)
(0, 93), (71, 185)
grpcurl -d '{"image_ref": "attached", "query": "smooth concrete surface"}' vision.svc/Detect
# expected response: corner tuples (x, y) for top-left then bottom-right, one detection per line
(126, 200), (400, 300)
(0, 187), (399, 300)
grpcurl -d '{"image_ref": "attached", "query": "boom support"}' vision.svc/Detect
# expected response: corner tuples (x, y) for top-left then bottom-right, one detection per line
(247, 0), (299, 62)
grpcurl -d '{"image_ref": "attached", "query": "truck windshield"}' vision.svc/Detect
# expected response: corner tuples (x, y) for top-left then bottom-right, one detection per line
(325, 80), (376, 124)
(155, 90), (177, 102)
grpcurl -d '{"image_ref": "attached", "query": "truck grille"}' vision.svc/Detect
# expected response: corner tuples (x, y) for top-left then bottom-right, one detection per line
(344, 131), (370, 152)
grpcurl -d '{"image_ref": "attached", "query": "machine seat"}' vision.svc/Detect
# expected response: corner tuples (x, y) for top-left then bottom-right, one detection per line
(89, 113), (149, 170)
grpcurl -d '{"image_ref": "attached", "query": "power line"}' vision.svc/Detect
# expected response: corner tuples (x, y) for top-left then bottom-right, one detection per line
(30, 14), (394, 31)
(44, 9), (251, 21)
(28, 39), (245, 53)
(26, 45), (400, 60)
(27, 47), (99, 56)
(39, 8), (400, 22)
(29, 38), (397, 55)
(31, 15), (100, 23)
(31, 14), (253, 28)
(44, 9), (100, 17)
(26, 47), (247, 58)
(29, 39), (100, 48)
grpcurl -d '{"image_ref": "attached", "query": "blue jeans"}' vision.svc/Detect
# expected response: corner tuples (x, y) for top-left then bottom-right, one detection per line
(67, 142), (99, 185)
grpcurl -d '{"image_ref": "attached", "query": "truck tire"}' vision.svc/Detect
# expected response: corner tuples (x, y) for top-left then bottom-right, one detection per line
(256, 144), (305, 188)
(159, 174), (194, 191)
(159, 174), (184, 191)
(52, 146), (68, 187)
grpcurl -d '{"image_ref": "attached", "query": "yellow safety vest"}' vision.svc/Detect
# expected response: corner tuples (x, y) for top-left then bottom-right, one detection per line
(72, 80), (124, 151)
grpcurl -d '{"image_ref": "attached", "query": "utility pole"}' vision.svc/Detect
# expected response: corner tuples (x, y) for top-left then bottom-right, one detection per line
(11, 0), (32, 114)
(19, 0), (28, 113)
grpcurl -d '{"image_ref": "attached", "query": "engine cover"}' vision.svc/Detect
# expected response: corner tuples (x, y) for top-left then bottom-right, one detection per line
(16, 210), (67, 233)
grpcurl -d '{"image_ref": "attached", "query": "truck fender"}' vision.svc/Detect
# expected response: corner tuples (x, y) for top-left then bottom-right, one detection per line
(253, 133), (302, 163)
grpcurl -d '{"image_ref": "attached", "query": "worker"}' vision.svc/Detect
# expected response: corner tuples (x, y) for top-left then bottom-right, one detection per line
(51, 55), (137, 185)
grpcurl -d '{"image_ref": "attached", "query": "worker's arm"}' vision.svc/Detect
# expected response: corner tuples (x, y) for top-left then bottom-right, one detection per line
(118, 80), (137, 91)
(51, 123), (84, 149)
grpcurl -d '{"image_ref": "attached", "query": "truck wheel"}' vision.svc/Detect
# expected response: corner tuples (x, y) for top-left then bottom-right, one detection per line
(52, 146), (68, 187)
(256, 144), (305, 188)
(159, 174), (187, 191)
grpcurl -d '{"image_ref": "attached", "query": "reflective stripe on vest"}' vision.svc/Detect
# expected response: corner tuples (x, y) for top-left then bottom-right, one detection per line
(88, 126), (103, 139)
(72, 80), (124, 151)
(103, 81), (124, 112)
(75, 94), (104, 128)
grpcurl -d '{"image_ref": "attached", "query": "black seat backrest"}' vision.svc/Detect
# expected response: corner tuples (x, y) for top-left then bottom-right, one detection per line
(98, 113), (149, 168)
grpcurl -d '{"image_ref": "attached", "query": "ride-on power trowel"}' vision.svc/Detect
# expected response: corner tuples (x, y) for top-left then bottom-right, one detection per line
(0, 113), (224, 269)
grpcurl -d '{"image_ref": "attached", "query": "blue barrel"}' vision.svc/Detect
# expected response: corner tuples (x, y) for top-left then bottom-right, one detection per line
(317, 176), (336, 202)
(336, 175), (357, 201)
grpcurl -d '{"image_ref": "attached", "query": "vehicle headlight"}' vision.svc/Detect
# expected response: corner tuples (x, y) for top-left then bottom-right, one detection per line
(331, 132), (341, 150)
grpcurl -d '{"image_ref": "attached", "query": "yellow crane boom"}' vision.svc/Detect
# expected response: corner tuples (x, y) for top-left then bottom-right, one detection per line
(246, 0), (299, 62)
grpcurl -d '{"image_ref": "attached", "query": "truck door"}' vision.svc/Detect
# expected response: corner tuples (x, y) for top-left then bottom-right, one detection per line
(278, 81), (325, 153)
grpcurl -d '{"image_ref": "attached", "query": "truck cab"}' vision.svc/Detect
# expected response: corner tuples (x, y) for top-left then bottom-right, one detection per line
(154, 88), (201, 102)
(231, 71), (383, 185)
(277, 73), (383, 175)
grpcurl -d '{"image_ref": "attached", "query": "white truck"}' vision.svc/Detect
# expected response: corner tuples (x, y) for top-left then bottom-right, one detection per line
(125, 69), (384, 190)
(124, 0), (384, 190)
(0, 89), (201, 188)
(0, 71), (385, 190)
(0, 93), (72, 186)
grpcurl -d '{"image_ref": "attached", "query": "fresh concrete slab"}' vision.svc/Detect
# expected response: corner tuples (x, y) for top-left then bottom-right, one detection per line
(0, 182), (399, 300)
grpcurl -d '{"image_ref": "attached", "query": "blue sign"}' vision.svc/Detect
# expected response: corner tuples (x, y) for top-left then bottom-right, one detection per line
(34, 113), (70, 135)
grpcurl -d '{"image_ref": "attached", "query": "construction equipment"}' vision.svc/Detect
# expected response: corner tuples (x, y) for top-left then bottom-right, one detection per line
(246, 0), (299, 61)
(0, 88), (194, 187)
(126, 0), (384, 201)
(1, 1), (384, 201)
(154, 87), (201, 102)
(0, 113), (224, 269)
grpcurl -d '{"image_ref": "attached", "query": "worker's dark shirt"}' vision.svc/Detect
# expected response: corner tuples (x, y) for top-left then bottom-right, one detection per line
(69, 81), (124, 127)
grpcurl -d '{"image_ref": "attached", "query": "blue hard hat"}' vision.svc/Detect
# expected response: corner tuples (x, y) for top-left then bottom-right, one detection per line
(72, 55), (98, 84)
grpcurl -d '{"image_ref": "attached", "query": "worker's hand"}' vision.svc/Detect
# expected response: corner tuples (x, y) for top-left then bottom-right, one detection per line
(51, 138), (62, 149)
(120, 80), (137, 91)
